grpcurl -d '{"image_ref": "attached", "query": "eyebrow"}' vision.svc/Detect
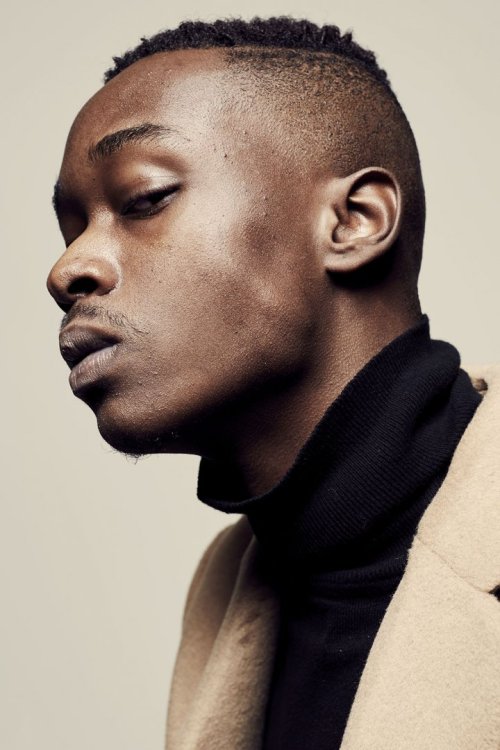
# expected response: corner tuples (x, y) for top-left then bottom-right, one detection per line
(87, 122), (186, 162)
(52, 122), (186, 218)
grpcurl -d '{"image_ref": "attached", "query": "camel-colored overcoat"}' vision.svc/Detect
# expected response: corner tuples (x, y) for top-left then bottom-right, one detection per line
(166, 366), (500, 750)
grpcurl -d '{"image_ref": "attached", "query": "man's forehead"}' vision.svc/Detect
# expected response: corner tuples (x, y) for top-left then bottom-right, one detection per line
(58, 47), (302, 195)
(68, 48), (231, 145)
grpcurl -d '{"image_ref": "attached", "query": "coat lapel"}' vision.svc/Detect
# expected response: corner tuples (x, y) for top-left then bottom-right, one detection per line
(341, 365), (500, 749)
(166, 520), (280, 750)
(340, 536), (500, 749)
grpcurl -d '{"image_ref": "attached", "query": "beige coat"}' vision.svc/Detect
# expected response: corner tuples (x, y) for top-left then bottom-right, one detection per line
(166, 366), (500, 750)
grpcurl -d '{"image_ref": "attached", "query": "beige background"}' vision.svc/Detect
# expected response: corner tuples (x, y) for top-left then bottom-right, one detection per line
(1, 0), (499, 748)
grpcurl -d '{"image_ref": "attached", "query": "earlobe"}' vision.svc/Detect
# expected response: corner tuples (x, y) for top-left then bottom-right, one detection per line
(326, 167), (402, 274)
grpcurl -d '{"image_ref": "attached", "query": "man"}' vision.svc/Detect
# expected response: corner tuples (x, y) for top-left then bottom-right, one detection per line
(47, 17), (500, 750)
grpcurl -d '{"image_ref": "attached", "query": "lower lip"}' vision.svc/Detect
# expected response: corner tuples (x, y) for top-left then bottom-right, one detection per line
(69, 344), (119, 394)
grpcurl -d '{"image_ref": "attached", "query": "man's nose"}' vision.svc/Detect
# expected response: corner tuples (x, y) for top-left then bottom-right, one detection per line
(46, 242), (120, 312)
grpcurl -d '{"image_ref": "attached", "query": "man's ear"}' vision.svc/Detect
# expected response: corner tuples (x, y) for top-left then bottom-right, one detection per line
(322, 167), (402, 274)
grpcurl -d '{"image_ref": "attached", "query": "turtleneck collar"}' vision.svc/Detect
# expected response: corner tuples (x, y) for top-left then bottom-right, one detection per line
(197, 314), (482, 575)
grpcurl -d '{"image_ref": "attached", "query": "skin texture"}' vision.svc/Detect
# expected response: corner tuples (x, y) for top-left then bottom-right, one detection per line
(47, 48), (421, 496)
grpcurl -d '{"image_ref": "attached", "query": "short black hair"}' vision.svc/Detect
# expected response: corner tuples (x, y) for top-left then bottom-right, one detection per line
(105, 17), (390, 91)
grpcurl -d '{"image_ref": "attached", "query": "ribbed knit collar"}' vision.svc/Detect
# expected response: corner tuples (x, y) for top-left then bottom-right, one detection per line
(197, 314), (482, 575)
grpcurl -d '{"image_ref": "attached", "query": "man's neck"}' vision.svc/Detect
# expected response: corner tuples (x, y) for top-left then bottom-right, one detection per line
(210, 306), (421, 497)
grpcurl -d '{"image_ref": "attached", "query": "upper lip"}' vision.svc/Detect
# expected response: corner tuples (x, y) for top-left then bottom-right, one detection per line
(59, 325), (121, 369)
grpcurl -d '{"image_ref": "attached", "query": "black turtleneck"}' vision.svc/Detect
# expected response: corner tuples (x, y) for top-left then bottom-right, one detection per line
(197, 314), (482, 749)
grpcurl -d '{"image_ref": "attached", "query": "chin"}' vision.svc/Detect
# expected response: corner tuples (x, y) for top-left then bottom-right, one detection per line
(95, 410), (190, 456)
(89, 387), (209, 457)
(97, 420), (162, 455)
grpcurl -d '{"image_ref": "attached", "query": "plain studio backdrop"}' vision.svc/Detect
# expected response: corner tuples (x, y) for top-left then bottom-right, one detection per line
(1, 1), (499, 748)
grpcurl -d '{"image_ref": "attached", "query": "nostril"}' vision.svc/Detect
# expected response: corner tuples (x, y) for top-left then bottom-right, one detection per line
(47, 255), (119, 309)
(68, 276), (99, 297)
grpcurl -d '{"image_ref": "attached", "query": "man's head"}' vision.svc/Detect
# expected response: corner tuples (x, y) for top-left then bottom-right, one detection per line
(47, 17), (424, 462)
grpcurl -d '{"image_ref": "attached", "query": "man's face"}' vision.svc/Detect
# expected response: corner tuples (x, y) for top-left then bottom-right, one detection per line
(47, 49), (325, 456)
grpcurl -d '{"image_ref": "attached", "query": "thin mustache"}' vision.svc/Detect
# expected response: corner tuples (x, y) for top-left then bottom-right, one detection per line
(60, 303), (148, 336)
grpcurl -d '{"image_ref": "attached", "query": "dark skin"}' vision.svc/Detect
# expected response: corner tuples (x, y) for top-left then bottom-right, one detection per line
(47, 48), (421, 496)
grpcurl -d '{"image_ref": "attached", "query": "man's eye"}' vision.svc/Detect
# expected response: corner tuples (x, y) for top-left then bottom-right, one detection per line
(121, 187), (177, 218)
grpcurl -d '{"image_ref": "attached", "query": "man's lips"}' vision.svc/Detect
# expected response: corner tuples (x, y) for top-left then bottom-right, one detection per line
(59, 326), (121, 370)
(59, 325), (123, 395)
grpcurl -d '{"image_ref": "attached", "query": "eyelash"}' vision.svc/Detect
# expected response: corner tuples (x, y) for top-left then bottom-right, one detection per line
(121, 186), (179, 219)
